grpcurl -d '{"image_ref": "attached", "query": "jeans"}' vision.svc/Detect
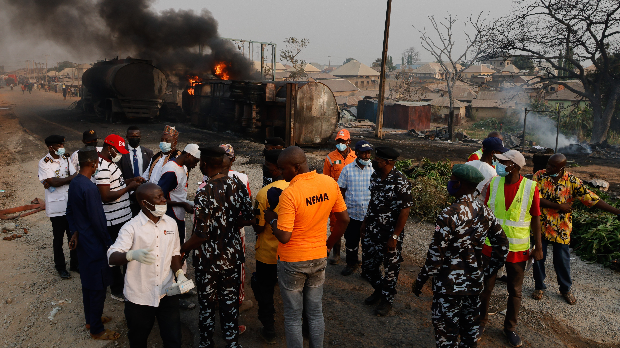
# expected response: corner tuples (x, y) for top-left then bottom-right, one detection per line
(124, 296), (182, 348)
(50, 216), (78, 271)
(107, 223), (125, 295)
(278, 257), (327, 348)
(479, 260), (526, 332)
(251, 261), (278, 329)
(533, 239), (572, 293)
(344, 219), (364, 266)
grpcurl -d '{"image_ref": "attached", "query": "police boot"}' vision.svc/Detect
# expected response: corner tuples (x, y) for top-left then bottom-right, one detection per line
(374, 298), (392, 317)
(329, 241), (341, 265)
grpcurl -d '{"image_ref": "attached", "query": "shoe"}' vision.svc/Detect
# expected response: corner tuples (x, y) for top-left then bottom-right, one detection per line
(69, 267), (80, 274)
(238, 325), (246, 335)
(498, 275), (508, 283)
(110, 293), (125, 302)
(328, 254), (341, 265)
(58, 270), (71, 279)
(259, 327), (277, 344)
(374, 299), (392, 316)
(503, 330), (522, 347)
(532, 289), (544, 300)
(364, 289), (381, 305)
(562, 291), (577, 305)
(341, 263), (359, 276)
(179, 299), (196, 310)
(239, 299), (254, 313)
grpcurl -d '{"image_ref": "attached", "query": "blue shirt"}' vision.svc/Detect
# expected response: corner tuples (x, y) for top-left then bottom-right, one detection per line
(67, 174), (112, 290)
(337, 160), (374, 221)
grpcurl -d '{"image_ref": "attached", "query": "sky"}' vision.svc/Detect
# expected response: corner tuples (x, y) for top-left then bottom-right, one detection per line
(0, 0), (515, 71)
(151, 0), (514, 66)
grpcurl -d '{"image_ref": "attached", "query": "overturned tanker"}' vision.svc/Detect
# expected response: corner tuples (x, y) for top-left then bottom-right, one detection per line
(82, 58), (168, 122)
(183, 80), (338, 145)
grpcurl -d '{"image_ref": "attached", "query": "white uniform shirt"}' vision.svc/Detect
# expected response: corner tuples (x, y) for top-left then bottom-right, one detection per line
(127, 144), (144, 177)
(145, 157), (166, 184)
(465, 160), (497, 200)
(107, 212), (180, 307)
(70, 147), (102, 183)
(95, 157), (132, 226)
(38, 153), (76, 217)
(159, 160), (188, 220)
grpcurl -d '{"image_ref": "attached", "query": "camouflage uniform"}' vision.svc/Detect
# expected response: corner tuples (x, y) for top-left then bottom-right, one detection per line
(414, 194), (509, 348)
(362, 167), (413, 303)
(192, 175), (253, 348)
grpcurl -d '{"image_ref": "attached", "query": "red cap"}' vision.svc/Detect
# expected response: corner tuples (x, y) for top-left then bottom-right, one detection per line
(104, 134), (129, 154)
(335, 129), (350, 140)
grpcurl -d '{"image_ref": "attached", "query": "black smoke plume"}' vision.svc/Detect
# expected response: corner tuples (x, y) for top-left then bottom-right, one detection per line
(2, 0), (257, 81)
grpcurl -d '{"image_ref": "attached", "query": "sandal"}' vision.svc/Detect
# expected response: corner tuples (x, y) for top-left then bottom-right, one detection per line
(562, 291), (577, 305)
(91, 329), (120, 340)
(85, 316), (112, 330)
(532, 289), (544, 300)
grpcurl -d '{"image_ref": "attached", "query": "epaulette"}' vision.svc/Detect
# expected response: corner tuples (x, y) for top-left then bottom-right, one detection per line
(44, 157), (52, 163)
(62, 153), (71, 159)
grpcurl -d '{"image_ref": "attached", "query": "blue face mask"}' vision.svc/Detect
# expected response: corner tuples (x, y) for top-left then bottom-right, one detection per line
(447, 180), (460, 196)
(159, 142), (172, 153)
(493, 160), (510, 177)
(548, 167), (564, 178)
(55, 147), (65, 156)
(358, 158), (371, 166)
(336, 143), (348, 151)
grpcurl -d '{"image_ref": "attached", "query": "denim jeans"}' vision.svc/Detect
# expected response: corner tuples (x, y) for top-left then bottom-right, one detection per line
(278, 257), (327, 348)
(533, 239), (572, 293)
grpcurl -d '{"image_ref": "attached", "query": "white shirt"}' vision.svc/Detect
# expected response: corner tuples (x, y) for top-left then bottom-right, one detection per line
(465, 160), (497, 199)
(70, 147), (102, 183)
(95, 157), (132, 226)
(159, 160), (188, 220)
(38, 153), (76, 217)
(128, 145), (144, 177)
(145, 157), (167, 184)
(107, 212), (180, 307)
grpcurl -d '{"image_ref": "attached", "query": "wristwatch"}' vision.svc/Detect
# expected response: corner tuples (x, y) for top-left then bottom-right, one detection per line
(270, 218), (277, 226)
(391, 234), (398, 240)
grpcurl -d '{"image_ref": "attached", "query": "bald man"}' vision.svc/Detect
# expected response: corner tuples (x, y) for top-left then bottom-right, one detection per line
(532, 154), (620, 305)
(467, 131), (504, 162)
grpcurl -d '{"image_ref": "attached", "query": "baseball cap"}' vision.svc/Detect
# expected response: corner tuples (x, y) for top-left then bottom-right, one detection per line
(335, 129), (350, 141)
(104, 134), (129, 154)
(354, 140), (373, 152)
(482, 137), (508, 153)
(495, 149), (526, 168)
(82, 129), (98, 142)
(184, 144), (200, 159)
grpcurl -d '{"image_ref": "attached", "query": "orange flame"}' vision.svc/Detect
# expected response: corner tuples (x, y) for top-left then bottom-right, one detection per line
(214, 62), (230, 80)
(187, 88), (194, 95)
(186, 75), (202, 96)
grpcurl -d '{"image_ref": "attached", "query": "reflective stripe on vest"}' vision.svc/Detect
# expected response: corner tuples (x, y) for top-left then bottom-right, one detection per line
(485, 176), (535, 252)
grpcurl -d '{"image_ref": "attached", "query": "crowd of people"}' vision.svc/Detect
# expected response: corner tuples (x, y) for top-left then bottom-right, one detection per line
(36, 125), (620, 348)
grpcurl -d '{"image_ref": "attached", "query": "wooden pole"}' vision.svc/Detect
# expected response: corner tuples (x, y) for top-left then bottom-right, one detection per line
(522, 108), (529, 153)
(285, 83), (297, 147)
(375, 0), (392, 139)
(555, 106), (561, 153)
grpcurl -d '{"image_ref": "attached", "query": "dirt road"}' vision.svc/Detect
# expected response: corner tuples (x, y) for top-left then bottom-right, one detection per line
(0, 88), (618, 347)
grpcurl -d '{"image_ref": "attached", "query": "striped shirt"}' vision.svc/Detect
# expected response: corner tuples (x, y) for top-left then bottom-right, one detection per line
(96, 156), (132, 227)
(337, 160), (373, 221)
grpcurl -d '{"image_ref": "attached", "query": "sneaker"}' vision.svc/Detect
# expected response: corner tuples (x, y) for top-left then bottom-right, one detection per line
(259, 327), (277, 344)
(341, 263), (359, 276)
(110, 293), (125, 302)
(503, 330), (523, 347)
(374, 299), (392, 317)
(364, 289), (381, 305)
(58, 269), (71, 279)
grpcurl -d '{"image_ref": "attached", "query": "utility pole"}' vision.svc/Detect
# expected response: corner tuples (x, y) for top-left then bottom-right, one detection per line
(375, 0), (392, 139)
(45, 55), (49, 85)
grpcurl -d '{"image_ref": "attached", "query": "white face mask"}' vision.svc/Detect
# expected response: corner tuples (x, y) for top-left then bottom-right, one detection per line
(143, 200), (167, 217)
(110, 148), (122, 163)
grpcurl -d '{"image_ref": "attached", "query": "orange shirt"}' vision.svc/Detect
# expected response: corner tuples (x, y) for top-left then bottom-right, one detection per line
(277, 171), (347, 262)
(323, 149), (356, 181)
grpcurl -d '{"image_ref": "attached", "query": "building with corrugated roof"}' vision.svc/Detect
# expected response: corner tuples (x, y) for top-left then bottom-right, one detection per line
(331, 59), (380, 90)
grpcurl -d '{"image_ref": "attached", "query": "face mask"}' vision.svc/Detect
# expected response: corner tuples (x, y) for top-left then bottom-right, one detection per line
(160, 142), (172, 153)
(493, 160), (510, 177)
(336, 143), (348, 151)
(447, 180), (461, 196)
(55, 147), (65, 156)
(128, 138), (141, 148)
(143, 200), (167, 217)
(358, 158), (371, 166)
(548, 167), (564, 178)
(110, 148), (122, 163)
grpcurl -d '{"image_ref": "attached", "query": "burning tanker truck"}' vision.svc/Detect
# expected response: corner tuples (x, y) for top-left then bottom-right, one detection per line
(183, 62), (339, 146)
(81, 58), (168, 122)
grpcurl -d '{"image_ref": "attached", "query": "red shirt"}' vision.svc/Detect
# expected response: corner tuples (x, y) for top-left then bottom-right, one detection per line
(482, 176), (540, 263)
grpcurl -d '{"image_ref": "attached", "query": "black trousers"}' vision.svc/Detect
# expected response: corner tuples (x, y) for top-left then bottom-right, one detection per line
(50, 216), (78, 271)
(251, 261), (278, 329)
(124, 296), (182, 348)
(344, 219), (364, 266)
(107, 223), (125, 295)
(82, 287), (107, 335)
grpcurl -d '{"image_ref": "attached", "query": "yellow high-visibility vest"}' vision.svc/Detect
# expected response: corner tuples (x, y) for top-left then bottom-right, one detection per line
(471, 148), (483, 159)
(485, 176), (535, 252)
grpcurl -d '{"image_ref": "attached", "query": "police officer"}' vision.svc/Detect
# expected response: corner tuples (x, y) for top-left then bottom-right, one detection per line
(38, 135), (78, 279)
(412, 164), (509, 347)
(361, 147), (413, 316)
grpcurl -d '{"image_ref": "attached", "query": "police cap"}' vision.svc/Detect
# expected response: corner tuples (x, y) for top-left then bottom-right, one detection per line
(375, 146), (400, 160)
(199, 145), (226, 160)
(45, 135), (65, 146)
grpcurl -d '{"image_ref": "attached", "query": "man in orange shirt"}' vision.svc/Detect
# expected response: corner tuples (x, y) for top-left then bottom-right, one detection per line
(323, 129), (356, 264)
(265, 146), (350, 348)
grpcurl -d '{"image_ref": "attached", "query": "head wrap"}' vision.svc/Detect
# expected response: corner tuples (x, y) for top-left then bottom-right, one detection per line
(163, 125), (179, 148)
(219, 144), (235, 158)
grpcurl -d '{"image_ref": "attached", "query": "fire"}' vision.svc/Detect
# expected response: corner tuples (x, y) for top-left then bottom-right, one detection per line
(213, 62), (230, 80)
(186, 75), (202, 96)
(187, 88), (194, 95)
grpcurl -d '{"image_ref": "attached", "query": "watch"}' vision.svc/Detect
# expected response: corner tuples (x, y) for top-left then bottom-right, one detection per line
(391, 234), (398, 240)
(270, 218), (278, 226)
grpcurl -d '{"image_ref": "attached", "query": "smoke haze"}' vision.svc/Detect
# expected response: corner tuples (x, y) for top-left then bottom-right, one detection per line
(519, 112), (579, 149)
(0, 0), (256, 81)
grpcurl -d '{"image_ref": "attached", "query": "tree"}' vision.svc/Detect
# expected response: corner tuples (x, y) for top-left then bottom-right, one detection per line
(48, 61), (76, 73)
(485, 0), (620, 144)
(512, 56), (535, 71)
(280, 37), (309, 80)
(416, 14), (491, 140)
(372, 56), (396, 71)
(402, 47), (420, 66)
(342, 57), (356, 65)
